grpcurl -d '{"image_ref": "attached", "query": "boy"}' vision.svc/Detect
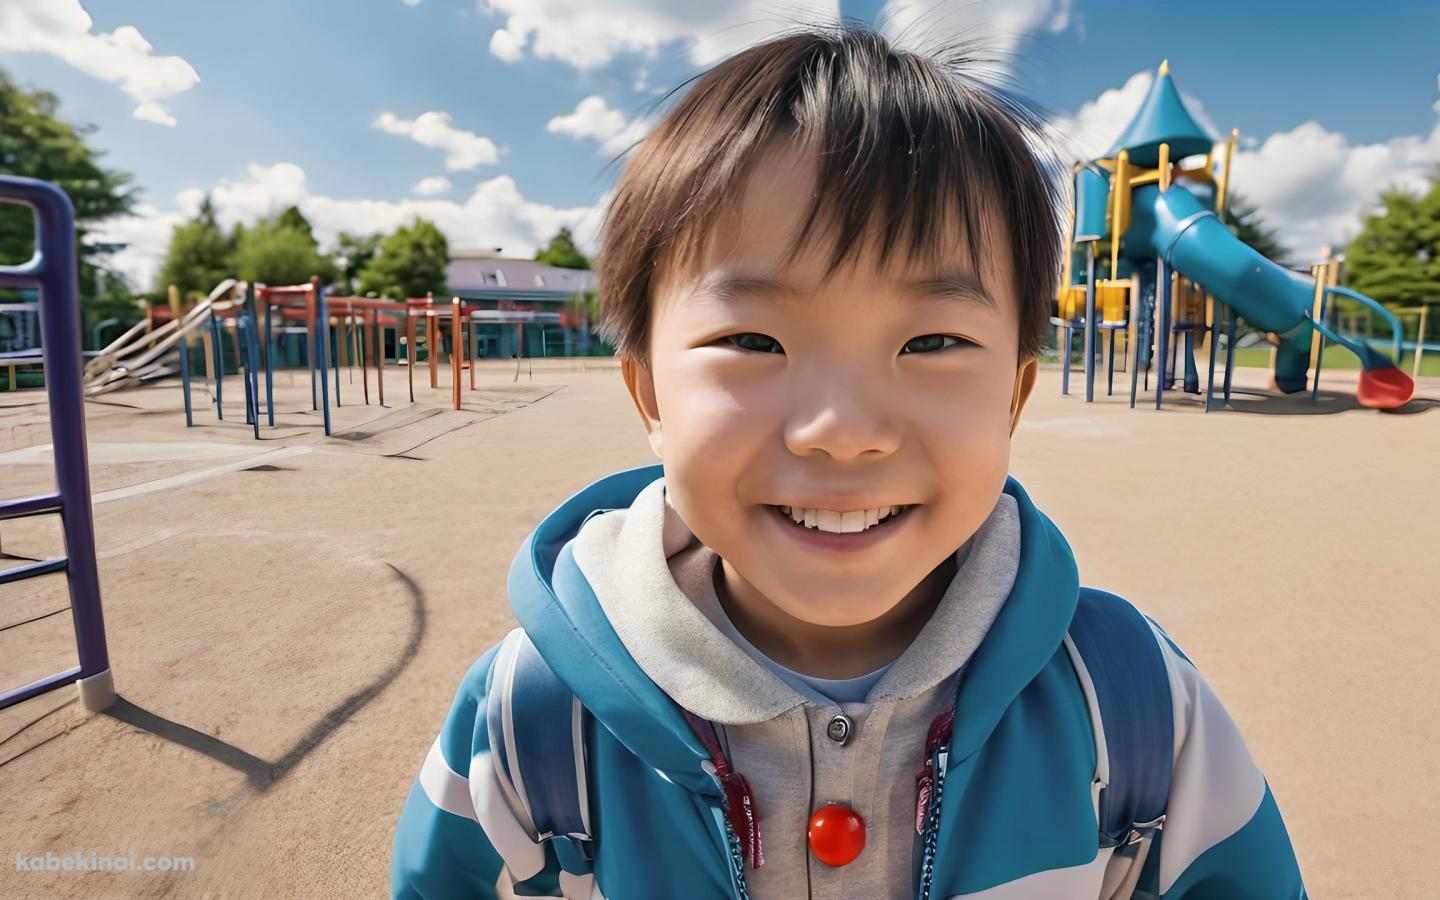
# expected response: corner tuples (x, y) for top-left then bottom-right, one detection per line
(392, 26), (1305, 899)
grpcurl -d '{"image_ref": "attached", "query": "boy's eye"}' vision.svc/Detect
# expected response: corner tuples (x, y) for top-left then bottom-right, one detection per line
(722, 333), (975, 355)
(901, 335), (974, 354)
(724, 333), (784, 353)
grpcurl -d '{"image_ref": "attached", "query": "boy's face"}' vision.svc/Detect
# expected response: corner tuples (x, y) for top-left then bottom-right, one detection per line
(623, 142), (1038, 628)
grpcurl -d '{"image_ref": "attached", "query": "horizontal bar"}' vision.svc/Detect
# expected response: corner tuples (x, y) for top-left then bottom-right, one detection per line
(0, 556), (67, 586)
(0, 493), (62, 522)
(0, 251), (44, 290)
(0, 665), (83, 712)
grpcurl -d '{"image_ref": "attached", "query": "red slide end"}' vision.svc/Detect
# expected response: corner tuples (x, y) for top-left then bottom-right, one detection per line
(1357, 365), (1414, 409)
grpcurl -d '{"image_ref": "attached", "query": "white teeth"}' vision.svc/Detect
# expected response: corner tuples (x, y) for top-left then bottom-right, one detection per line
(780, 504), (908, 534)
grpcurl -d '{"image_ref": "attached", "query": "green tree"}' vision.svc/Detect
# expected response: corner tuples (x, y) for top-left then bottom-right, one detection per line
(276, 205), (315, 244)
(233, 217), (335, 286)
(534, 226), (589, 269)
(0, 67), (135, 299)
(1222, 192), (1289, 266)
(358, 219), (449, 299)
(336, 231), (382, 290)
(1345, 176), (1440, 310)
(155, 196), (233, 299)
(86, 272), (145, 348)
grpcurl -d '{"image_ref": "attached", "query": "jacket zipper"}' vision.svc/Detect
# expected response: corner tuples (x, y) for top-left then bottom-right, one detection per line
(915, 745), (949, 900)
(720, 811), (753, 900)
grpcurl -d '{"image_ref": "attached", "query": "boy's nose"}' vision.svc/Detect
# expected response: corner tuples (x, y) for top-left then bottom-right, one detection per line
(781, 391), (903, 461)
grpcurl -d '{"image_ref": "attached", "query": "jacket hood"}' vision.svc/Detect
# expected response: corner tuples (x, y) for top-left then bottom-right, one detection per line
(506, 463), (1080, 784)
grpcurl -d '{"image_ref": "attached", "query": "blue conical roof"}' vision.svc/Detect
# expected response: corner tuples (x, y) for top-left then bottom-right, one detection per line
(1104, 62), (1215, 167)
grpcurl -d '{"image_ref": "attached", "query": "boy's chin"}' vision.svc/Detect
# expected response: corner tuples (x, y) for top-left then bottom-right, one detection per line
(777, 597), (906, 630)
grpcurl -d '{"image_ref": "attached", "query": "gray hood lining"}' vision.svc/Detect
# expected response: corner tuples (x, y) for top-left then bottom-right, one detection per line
(570, 478), (1021, 725)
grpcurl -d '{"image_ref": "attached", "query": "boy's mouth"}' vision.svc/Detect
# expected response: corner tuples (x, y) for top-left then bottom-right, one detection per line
(768, 504), (913, 535)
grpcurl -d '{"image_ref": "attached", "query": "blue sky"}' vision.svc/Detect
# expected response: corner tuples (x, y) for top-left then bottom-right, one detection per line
(3, 0), (1438, 290)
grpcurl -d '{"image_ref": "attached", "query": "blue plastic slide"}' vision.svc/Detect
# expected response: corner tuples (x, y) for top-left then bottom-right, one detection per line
(1123, 182), (1415, 408)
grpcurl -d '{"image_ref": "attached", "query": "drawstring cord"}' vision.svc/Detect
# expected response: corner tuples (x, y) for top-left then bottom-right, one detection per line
(684, 710), (765, 869)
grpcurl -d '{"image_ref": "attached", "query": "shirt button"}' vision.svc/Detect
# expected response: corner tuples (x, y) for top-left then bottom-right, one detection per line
(826, 714), (852, 745)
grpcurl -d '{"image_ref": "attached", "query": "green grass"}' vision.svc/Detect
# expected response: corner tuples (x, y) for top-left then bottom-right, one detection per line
(1229, 345), (1440, 377)
(1042, 344), (1440, 377)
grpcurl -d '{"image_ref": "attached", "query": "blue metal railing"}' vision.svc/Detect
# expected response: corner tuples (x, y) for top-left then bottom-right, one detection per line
(0, 174), (115, 712)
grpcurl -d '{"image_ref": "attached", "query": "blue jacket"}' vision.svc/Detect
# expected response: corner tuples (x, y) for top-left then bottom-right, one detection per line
(392, 465), (1306, 898)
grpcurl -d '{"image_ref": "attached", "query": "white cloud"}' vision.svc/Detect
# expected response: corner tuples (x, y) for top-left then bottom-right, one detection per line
(373, 111), (502, 170)
(132, 101), (177, 127)
(1230, 118), (1440, 259)
(544, 95), (656, 156)
(878, 0), (1072, 80)
(92, 162), (604, 291)
(0, 0), (199, 124)
(414, 176), (453, 196)
(489, 28), (524, 63)
(482, 0), (839, 71)
(547, 96), (628, 143)
(402, 0), (423, 5)
(89, 203), (186, 291)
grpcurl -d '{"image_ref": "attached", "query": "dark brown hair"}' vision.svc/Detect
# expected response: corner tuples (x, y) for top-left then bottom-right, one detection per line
(595, 25), (1065, 363)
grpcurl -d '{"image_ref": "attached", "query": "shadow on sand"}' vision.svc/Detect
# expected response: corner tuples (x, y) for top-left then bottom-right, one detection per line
(101, 562), (427, 793)
(1151, 385), (1440, 417)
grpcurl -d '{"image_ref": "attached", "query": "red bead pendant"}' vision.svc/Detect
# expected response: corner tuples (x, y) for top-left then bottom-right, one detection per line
(807, 803), (866, 867)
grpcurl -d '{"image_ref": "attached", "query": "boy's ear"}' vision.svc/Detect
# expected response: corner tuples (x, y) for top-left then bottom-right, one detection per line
(1009, 356), (1039, 436)
(620, 356), (664, 458)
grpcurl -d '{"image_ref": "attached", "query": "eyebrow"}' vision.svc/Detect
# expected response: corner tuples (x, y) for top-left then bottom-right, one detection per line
(690, 273), (997, 311)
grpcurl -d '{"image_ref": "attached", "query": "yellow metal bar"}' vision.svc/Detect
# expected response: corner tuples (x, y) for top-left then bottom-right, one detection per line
(1416, 305), (1429, 379)
(1216, 129), (1238, 215)
(1110, 150), (1130, 277)
(1059, 207), (1076, 302)
(1308, 260), (1329, 373)
(1158, 143), (1171, 191)
(167, 284), (186, 349)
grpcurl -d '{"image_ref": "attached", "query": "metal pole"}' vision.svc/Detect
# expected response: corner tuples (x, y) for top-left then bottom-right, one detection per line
(361, 312), (372, 405)
(407, 307), (416, 403)
(1206, 298), (1221, 412)
(1223, 306), (1238, 403)
(469, 314), (479, 388)
(315, 281), (332, 436)
(307, 287), (318, 411)
(333, 314), (342, 408)
(173, 285), (193, 428)
(210, 311), (225, 420)
(1060, 323), (1072, 395)
(1155, 259), (1171, 410)
(262, 290), (275, 426)
(375, 310), (386, 407)
(451, 297), (461, 410)
(1083, 243), (1097, 402)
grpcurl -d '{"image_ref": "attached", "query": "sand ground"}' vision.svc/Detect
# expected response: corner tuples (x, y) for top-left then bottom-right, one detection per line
(0, 359), (1437, 899)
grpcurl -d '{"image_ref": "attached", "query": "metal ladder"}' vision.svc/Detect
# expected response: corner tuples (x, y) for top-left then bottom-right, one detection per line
(0, 174), (115, 712)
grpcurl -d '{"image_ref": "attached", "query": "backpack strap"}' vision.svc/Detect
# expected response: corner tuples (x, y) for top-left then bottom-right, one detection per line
(486, 628), (594, 875)
(1063, 588), (1174, 849)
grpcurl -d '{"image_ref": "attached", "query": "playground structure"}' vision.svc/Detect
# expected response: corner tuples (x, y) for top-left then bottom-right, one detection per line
(76, 278), (561, 439)
(0, 174), (115, 714)
(1055, 61), (1415, 411)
